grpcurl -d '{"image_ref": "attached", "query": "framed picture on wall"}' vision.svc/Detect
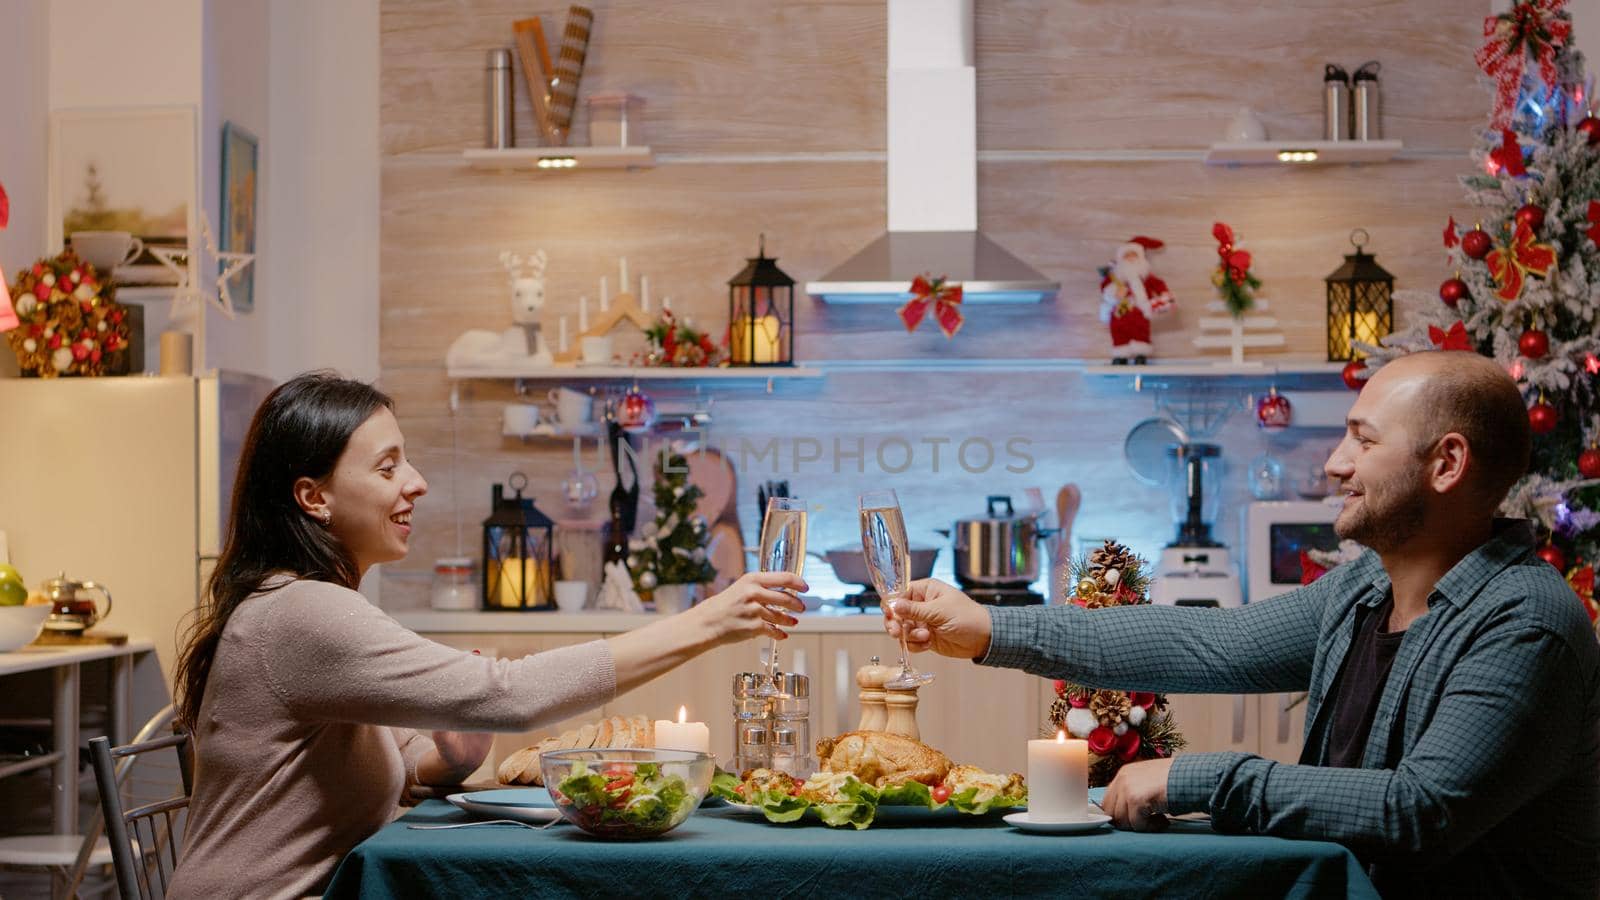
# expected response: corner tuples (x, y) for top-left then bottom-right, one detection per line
(47, 106), (197, 287)
(220, 121), (259, 313)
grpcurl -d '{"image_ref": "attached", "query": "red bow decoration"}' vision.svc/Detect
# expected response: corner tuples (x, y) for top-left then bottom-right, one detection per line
(0, 180), (9, 230)
(1429, 320), (1473, 351)
(899, 274), (964, 339)
(1488, 130), (1527, 177)
(1212, 222), (1253, 284)
(1443, 216), (1459, 249)
(1486, 220), (1558, 301)
(1474, 0), (1572, 129)
(1567, 565), (1596, 623)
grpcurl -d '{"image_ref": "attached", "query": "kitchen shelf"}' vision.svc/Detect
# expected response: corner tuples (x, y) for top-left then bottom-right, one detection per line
(502, 422), (602, 439)
(1084, 360), (1346, 377)
(462, 146), (655, 171)
(447, 362), (823, 381)
(1205, 140), (1403, 166)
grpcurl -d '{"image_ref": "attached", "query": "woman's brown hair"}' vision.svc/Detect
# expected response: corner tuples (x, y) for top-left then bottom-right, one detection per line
(172, 371), (392, 731)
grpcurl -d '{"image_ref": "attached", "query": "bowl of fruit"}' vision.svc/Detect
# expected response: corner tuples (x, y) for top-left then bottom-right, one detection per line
(0, 565), (47, 652)
(543, 748), (714, 839)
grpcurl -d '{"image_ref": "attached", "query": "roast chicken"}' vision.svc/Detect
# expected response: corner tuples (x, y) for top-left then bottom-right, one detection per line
(814, 731), (952, 788)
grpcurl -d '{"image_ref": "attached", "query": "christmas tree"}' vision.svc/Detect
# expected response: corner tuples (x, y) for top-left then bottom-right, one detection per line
(1371, 0), (1599, 622)
(627, 448), (716, 591)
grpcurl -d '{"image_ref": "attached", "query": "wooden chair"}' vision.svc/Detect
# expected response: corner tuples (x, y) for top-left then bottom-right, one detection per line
(0, 706), (179, 899)
(88, 722), (192, 900)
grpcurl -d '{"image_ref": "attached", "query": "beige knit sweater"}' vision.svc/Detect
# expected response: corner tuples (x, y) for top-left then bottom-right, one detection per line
(167, 578), (615, 899)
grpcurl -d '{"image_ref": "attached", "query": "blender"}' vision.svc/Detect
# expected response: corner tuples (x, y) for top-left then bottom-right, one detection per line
(1149, 441), (1242, 608)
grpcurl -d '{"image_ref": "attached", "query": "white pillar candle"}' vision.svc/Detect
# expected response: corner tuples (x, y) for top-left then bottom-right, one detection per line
(1027, 731), (1087, 820)
(640, 275), (650, 312)
(620, 257), (629, 294)
(601, 276), (609, 311)
(662, 295), (671, 312)
(558, 316), (569, 353)
(653, 705), (710, 755)
(579, 295), (589, 332)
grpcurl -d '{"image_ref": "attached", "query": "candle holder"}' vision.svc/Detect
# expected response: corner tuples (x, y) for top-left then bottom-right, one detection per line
(727, 235), (795, 366)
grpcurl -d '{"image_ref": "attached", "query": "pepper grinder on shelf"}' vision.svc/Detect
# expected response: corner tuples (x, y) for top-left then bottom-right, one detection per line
(856, 657), (890, 731)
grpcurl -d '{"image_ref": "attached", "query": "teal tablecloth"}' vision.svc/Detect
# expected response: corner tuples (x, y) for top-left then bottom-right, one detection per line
(325, 797), (1379, 899)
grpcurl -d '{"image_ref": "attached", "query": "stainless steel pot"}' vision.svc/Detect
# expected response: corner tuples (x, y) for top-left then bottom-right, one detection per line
(813, 545), (939, 587)
(940, 495), (1055, 587)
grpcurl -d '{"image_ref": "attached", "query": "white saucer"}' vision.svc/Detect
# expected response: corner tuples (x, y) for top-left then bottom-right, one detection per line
(1003, 810), (1111, 834)
(447, 789), (561, 825)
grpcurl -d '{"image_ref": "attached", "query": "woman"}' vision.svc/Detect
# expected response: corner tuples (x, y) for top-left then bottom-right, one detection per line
(167, 373), (805, 898)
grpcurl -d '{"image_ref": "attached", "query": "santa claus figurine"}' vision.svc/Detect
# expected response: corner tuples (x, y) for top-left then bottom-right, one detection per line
(1098, 236), (1175, 365)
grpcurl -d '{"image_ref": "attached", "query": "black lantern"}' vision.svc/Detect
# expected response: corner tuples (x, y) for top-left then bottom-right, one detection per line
(1325, 228), (1394, 361)
(481, 471), (555, 611)
(727, 234), (795, 366)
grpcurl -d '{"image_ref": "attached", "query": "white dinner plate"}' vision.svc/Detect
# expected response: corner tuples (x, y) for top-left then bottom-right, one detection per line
(447, 788), (560, 825)
(1003, 810), (1112, 834)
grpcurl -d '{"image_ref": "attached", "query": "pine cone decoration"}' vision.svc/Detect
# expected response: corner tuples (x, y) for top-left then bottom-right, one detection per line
(1089, 540), (1137, 591)
(1049, 694), (1070, 729)
(1089, 690), (1131, 727)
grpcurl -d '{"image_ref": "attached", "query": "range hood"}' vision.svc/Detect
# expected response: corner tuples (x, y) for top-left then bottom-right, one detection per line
(806, 0), (1058, 304)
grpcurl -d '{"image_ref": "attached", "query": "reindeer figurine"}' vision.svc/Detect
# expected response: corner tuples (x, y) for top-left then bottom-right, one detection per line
(500, 249), (553, 364)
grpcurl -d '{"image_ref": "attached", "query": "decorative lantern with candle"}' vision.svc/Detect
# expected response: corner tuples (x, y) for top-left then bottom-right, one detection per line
(727, 234), (795, 366)
(481, 471), (555, 611)
(1325, 228), (1394, 361)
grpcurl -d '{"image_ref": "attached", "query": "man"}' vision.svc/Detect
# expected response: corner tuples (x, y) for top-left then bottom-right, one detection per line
(887, 351), (1600, 897)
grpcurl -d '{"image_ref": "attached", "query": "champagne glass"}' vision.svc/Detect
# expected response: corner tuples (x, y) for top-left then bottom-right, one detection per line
(859, 489), (934, 689)
(756, 496), (807, 695)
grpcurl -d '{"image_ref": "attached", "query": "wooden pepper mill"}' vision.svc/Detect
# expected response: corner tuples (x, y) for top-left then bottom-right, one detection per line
(856, 656), (890, 731)
(883, 685), (921, 740)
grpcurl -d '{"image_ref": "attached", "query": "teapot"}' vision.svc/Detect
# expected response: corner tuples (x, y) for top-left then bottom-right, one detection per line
(40, 573), (113, 633)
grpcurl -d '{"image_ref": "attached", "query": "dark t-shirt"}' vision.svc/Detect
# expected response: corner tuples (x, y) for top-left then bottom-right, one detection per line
(1325, 593), (1406, 768)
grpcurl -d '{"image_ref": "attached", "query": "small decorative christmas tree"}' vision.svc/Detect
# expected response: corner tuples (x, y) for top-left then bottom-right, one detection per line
(1046, 540), (1186, 787)
(627, 448), (716, 591)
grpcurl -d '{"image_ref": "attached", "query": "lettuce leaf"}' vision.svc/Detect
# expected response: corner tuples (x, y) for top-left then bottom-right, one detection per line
(553, 763), (610, 810)
(709, 769), (742, 803)
(812, 778), (878, 829)
(754, 789), (810, 823)
(945, 784), (1027, 816)
(876, 780), (937, 810)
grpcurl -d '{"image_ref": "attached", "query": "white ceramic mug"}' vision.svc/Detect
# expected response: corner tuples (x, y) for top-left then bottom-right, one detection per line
(501, 403), (541, 436)
(547, 387), (593, 425)
(70, 232), (145, 274)
(553, 580), (588, 612)
(579, 335), (613, 365)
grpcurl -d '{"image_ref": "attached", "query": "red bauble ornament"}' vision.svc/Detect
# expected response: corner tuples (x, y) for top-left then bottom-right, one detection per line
(1536, 543), (1567, 571)
(1461, 228), (1493, 260)
(1256, 387), (1293, 429)
(1515, 203), (1547, 232)
(1341, 359), (1367, 391)
(1579, 447), (1600, 479)
(1580, 115), (1600, 145)
(1439, 277), (1468, 308)
(1518, 328), (1549, 359)
(1529, 401), (1559, 434)
(616, 387), (657, 434)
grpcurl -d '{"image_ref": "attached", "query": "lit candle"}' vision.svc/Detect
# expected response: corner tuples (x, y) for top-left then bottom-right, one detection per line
(662, 295), (671, 312)
(1027, 730), (1087, 821)
(730, 315), (783, 364)
(491, 558), (550, 608)
(653, 705), (710, 755)
(640, 275), (650, 312)
(601, 276), (609, 311)
(620, 257), (629, 294)
(558, 316), (569, 353)
(579, 295), (589, 332)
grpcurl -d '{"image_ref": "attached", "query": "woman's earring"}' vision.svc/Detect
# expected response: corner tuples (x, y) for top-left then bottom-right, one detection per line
(321, 510), (332, 526)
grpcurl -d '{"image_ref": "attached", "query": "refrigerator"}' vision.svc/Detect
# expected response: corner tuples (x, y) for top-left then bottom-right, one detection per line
(0, 371), (275, 686)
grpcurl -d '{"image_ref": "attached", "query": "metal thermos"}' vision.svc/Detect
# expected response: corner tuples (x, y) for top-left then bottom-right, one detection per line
(1352, 61), (1381, 140)
(1323, 64), (1350, 141)
(485, 48), (514, 149)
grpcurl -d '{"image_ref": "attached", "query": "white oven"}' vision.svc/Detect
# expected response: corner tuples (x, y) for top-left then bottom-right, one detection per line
(1245, 500), (1343, 603)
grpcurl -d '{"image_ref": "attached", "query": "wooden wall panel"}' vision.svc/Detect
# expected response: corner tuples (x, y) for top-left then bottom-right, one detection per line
(378, 0), (1491, 608)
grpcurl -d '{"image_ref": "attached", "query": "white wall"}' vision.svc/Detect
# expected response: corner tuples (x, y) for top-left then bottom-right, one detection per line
(0, 0), (49, 293)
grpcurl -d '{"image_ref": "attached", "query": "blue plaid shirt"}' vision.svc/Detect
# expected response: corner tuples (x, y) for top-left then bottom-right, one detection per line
(982, 520), (1600, 897)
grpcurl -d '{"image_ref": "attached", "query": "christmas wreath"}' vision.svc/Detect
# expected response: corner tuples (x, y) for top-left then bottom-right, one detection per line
(6, 250), (131, 377)
(1046, 540), (1187, 787)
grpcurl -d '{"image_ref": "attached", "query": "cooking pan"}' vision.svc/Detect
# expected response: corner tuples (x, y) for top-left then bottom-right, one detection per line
(813, 545), (940, 587)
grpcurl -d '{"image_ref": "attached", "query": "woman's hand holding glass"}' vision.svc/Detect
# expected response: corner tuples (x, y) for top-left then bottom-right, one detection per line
(691, 571), (807, 646)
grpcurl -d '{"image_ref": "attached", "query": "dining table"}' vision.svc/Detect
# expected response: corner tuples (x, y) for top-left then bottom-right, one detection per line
(324, 789), (1380, 899)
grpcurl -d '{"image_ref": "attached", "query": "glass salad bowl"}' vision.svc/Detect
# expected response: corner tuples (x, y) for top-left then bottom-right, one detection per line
(542, 748), (715, 839)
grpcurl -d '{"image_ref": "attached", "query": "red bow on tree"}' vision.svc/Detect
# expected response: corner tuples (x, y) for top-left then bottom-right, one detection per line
(1567, 565), (1596, 623)
(1474, 0), (1572, 129)
(1486, 220), (1558, 301)
(1429, 320), (1473, 351)
(1489, 130), (1527, 177)
(899, 274), (964, 339)
(1443, 216), (1460, 249)
(1212, 222), (1252, 284)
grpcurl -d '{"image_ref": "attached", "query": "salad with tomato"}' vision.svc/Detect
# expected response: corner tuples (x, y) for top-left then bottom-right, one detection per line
(711, 765), (1026, 829)
(551, 761), (698, 837)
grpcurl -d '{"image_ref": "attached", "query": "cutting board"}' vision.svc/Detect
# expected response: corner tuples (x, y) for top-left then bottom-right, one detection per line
(31, 630), (129, 646)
